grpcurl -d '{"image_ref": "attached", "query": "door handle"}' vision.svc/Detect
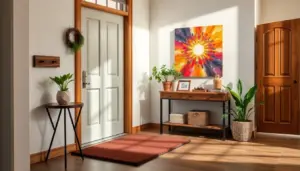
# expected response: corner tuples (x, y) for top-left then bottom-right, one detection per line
(82, 70), (90, 88)
(294, 80), (298, 84)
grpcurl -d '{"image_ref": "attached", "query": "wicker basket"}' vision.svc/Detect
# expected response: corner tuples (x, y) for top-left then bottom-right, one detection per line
(170, 113), (187, 124)
(187, 110), (209, 126)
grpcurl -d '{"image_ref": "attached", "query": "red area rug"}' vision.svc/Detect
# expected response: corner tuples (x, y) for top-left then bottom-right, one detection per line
(72, 134), (190, 166)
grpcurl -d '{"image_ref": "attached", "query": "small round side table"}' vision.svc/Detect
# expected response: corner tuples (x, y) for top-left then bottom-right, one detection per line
(44, 102), (84, 169)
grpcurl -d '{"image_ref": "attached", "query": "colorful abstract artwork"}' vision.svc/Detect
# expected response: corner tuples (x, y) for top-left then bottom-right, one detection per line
(174, 25), (223, 77)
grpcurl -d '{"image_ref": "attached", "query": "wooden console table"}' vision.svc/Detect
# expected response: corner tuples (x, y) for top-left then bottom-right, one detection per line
(160, 91), (231, 140)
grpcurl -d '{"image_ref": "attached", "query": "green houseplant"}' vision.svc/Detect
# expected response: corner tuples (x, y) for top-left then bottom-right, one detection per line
(224, 79), (258, 141)
(149, 65), (181, 91)
(50, 73), (74, 105)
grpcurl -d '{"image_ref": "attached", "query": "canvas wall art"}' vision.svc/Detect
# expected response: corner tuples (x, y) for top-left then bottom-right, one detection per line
(174, 25), (223, 77)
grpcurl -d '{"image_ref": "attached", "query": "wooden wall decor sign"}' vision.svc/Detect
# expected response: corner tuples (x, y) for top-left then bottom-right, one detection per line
(33, 55), (60, 68)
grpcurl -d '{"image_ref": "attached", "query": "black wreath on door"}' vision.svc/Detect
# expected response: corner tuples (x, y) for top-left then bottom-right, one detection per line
(65, 28), (84, 52)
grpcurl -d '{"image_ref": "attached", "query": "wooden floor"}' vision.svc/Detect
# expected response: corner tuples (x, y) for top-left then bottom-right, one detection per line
(31, 129), (300, 171)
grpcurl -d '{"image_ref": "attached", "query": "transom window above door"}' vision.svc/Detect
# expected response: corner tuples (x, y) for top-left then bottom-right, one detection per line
(84, 0), (127, 11)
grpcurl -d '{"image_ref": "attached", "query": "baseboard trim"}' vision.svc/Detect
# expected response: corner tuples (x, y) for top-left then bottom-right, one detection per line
(30, 144), (77, 164)
(132, 123), (161, 134)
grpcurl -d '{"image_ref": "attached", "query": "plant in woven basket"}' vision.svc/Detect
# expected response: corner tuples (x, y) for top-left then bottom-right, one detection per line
(223, 79), (262, 142)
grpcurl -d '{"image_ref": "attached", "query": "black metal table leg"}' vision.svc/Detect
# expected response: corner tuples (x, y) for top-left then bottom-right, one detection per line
(45, 109), (62, 161)
(67, 108), (84, 160)
(222, 101), (226, 141)
(75, 107), (82, 128)
(160, 98), (163, 134)
(46, 108), (55, 130)
(64, 109), (67, 169)
(228, 100), (231, 135)
(168, 99), (171, 132)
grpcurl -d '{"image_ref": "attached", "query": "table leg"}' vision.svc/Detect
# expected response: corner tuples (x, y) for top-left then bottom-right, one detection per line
(75, 107), (82, 128)
(168, 99), (171, 132)
(45, 109), (62, 161)
(64, 108), (67, 169)
(228, 100), (231, 134)
(67, 108), (84, 160)
(160, 98), (163, 134)
(46, 108), (55, 130)
(222, 101), (226, 141)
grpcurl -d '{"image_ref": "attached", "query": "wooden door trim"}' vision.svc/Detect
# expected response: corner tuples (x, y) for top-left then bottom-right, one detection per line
(74, 0), (133, 149)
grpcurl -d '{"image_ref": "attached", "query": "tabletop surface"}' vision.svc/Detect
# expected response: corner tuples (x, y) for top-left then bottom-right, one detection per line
(45, 102), (84, 108)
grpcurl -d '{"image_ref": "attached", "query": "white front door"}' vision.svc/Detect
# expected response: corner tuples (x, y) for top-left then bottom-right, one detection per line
(81, 8), (124, 145)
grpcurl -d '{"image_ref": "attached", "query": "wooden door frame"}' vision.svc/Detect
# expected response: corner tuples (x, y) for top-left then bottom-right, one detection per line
(255, 19), (300, 135)
(74, 0), (133, 146)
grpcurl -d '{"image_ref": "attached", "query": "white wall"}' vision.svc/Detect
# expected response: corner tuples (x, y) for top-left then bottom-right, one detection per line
(29, 0), (75, 154)
(132, 0), (151, 126)
(150, 0), (255, 124)
(259, 0), (300, 24)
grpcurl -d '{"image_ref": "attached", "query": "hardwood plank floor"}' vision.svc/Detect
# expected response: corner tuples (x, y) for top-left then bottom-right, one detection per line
(31, 129), (300, 171)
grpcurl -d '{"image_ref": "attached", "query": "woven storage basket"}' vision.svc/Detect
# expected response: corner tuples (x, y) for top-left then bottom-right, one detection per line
(187, 110), (209, 126)
(170, 113), (187, 124)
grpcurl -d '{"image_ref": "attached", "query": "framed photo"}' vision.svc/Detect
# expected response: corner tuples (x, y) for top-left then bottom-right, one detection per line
(177, 80), (191, 91)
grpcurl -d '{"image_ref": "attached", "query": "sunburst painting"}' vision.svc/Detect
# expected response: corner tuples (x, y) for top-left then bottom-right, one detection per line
(174, 25), (223, 77)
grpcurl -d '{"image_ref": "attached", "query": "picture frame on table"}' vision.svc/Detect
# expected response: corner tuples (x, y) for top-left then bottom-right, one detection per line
(177, 80), (191, 91)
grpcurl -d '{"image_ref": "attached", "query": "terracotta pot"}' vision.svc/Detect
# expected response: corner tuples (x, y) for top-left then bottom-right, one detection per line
(231, 121), (253, 142)
(56, 91), (70, 105)
(162, 81), (172, 91)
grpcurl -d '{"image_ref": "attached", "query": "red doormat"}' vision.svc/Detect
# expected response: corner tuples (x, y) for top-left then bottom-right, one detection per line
(72, 134), (190, 166)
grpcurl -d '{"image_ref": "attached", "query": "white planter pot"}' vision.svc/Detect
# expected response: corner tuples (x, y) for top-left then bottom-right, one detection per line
(56, 91), (70, 105)
(231, 121), (253, 142)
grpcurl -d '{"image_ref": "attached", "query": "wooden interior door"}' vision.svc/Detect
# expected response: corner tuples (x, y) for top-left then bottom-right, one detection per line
(256, 19), (300, 134)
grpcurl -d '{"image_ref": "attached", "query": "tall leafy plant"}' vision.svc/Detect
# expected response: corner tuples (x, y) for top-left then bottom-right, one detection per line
(224, 79), (258, 122)
(50, 73), (74, 91)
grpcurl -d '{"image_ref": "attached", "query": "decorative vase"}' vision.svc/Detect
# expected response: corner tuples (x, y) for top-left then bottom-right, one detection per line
(56, 91), (70, 105)
(162, 81), (172, 91)
(213, 75), (222, 90)
(231, 121), (253, 142)
(172, 80), (178, 91)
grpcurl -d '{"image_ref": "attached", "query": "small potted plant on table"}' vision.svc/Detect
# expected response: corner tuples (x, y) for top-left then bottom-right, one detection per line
(224, 79), (259, 142)
(50, 73), (74, 105)
(149, 65), (181, 91)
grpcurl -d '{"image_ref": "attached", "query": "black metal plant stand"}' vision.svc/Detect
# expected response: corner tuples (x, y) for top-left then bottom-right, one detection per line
(44, 102), (84, 169)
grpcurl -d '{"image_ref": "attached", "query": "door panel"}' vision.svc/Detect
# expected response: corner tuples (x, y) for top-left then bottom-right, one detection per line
(107, 22), (120, 75)
(263, 86), (275, 123)
(256, 19), (300, 134)
(280, 86), (291, 123)
(82, 8), (124, 145)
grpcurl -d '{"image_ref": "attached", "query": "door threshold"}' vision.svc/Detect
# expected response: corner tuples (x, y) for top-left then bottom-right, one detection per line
(82, 133), (126, 148)
(256, 132), (300, 139)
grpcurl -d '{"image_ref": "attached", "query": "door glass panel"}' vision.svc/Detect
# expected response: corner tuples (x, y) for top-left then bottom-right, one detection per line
(84, 0), (127, 11)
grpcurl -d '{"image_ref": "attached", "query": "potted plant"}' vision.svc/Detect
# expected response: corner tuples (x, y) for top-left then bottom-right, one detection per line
(50, 73), (74, 105)
(149, 65), (181, 91)
(224, 79), (259, 142)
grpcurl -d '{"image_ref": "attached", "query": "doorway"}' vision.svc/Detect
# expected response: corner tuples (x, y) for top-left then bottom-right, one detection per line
(256, 19), (300, 134)
(81, 8), (124, 145)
